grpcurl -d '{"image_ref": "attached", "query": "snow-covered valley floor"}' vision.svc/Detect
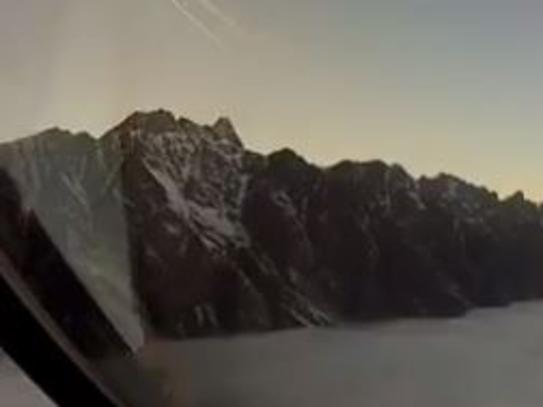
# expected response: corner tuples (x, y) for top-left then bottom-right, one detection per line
(139, 301), (543, 407)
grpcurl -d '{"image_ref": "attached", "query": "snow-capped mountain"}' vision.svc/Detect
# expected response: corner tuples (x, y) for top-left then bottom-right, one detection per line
(1, 109), (542, 353)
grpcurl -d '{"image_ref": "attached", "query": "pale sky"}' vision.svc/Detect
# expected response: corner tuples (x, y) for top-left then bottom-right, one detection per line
(2, 0), (543, 200)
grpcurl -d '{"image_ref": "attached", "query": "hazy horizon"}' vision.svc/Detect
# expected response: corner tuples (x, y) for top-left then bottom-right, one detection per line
(3, 0), (543, 200)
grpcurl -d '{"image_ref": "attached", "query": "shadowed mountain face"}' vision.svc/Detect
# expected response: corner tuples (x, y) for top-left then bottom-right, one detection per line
(1, 109), (542, 341)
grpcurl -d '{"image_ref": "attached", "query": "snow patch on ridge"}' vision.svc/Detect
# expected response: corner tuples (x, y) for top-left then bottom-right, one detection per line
(139, 123), (250, 252)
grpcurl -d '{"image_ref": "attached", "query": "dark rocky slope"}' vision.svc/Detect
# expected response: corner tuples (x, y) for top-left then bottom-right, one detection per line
(1, 110), (542, 344)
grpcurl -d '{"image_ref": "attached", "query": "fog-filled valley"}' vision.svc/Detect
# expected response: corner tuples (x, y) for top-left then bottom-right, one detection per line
(139, 301), (543, 407)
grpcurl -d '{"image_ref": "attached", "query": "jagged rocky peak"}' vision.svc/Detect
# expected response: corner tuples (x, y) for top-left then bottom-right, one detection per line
(212, 117), (243, 147)
(0, 125), (99, 204)
(388, 163), (415, 185)
(12, 126), (96, 150)
(419, 173), (500, 211)
(101, 110), (244, 153)
(266, 148), (313, 174)
(325, 159), (406, 198)
(265, 148), (318, 187)
(243, 150), (267, 174)
(268, 147), (305, 163)
(115, 109), (178, 133)
(422, 173), (497, 198)
(501, 190), (542, 223)
(504, 190), (527, 206)
(31, 126), (74, 139)
(328, 159), (389, 180)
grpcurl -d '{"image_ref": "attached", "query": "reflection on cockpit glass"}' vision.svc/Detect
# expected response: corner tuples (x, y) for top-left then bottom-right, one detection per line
(0, 349), (54, 407)
(2, 1), (543, 406)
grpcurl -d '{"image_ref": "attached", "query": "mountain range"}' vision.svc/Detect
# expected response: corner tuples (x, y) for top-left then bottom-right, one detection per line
(1, 109), (542, 355)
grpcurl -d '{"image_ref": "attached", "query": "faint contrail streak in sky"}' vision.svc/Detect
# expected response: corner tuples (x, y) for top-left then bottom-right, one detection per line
(197, 0), (243, 34)
(170, 0), (225, 49)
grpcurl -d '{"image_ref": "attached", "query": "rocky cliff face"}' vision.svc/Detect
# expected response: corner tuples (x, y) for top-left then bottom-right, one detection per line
(1, 109), (542, 345)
